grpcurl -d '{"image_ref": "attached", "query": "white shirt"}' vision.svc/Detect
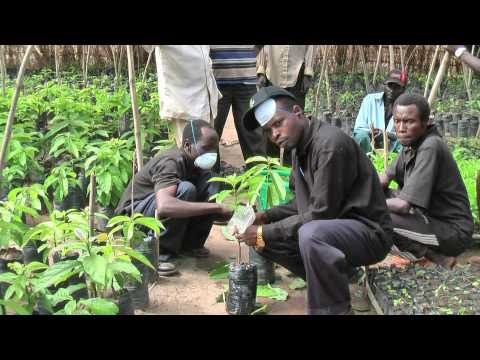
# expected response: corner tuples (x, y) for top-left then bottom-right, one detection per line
(154, 45), (221, 123)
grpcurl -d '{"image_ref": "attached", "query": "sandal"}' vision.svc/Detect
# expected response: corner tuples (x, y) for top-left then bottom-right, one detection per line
(157, 262), (178, 276)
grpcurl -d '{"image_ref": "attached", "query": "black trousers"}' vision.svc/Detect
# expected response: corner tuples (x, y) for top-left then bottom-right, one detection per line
(257, 219), (389, 314)
(385, 190), (468, 258)
(214, 84), (266, 171)
(264, 65), (307, 167)
(131, 171), (219, 256)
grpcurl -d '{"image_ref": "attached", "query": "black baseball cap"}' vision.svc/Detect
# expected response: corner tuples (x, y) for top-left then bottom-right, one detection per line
(243, 86), (297, 131)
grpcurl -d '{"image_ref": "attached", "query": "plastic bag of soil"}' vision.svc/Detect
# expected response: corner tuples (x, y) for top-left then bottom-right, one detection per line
(227, 262), (257, 315)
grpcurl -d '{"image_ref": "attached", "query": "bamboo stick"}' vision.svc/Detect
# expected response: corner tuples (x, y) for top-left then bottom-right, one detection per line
(83, 45), (91, 87)
(0, 45), (6, 96)
(54, 45), (60, 82)
(424, 45), (440, 97)
(358, 46), (370, 92)
(399, 46), (404, 70)
(142, 50), (153, 83)
(382, 129), (389, 171)
(88, 172), (96, 240)
(389, 45), (395, 71)
(372, 45), (383, 86)
(314, 45), (329, 117)
(0, 45), (34, 192)
(428, 51), (450, 106)
(461, 62), (472, 101)
(325, 66), (332, 111)
(126, 45), (144, 170)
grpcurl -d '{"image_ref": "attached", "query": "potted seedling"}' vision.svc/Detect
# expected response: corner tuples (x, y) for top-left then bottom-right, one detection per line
(84, 138), (134, 231)
(105, 213), (164, 309)
(208, 169), (262, 315)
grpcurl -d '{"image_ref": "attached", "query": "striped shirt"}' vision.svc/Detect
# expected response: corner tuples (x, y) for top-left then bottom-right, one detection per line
(209, 45), (257, 85)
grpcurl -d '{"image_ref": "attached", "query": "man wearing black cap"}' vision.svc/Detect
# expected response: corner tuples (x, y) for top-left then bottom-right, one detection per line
(235, 86), (394, 315)
(352, 69), (407, 154)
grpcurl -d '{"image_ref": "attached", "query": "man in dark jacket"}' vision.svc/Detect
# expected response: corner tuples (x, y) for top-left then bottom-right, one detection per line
(115, 120), (233, 275)
(379, 94), (474, 269)
(237, 86), (393, 315)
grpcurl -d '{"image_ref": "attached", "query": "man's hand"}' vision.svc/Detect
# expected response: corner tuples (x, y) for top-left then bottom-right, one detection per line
(235, 225), (258, 246)
(371, 128), (382, 138)
(217, 205), (234, 221)
(301, 75), (313, 93)
(257, 74), (268, 88)
(253, 211), (268, 225)
(445, 45), (465, 55)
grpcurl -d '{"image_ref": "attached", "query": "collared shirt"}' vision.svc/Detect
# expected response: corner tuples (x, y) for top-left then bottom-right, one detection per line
(386, 125), (474, 241)
(262, 118), (394, 248)
(257, 45), (315, 88)
(115, 148), (197, 215)
(154, 45), (221, 123)
(353, 92), (395, 133)
(209, 45), (257, 86)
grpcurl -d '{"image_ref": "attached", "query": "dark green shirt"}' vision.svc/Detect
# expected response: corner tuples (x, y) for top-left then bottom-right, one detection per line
(386, 125), (474, 241)
(115, 148), (196, 215)
(264, 118), (393, 249)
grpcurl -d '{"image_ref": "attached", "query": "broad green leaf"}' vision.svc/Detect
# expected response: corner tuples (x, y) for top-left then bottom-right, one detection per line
(288, 278), (307, 290)
(208, 261), (230, 280)
(82, 254), (107, 286)
(38, 259), (80, 288)
(271, 170), (287, 201)
(245, 156), (268, 164)
(0, 300), (32, 315)
(134, 216), (165, 232)
(256, 284), (288, 301)
(120, 246), (155, 271)
(79, 298), (118, 315)
(108, 260), (141, 282)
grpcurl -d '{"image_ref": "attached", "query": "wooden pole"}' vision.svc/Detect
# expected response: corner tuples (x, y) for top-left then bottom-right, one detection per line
(0, 45), (6, 96)
(358, 46), (370, 92)
(83, 45), (91, 87)
(389, 45), (395, 71)
(314, 45), (329, 117)
(372, 45), (383, 86)
(88, 172), (96, 240)
(424, 45), (440, 97)
(126, 45), (144, 170)
(54, 45), (60, 82)
(0, 45), (34, 192)
(142, 50), (153, 83)
(461, 62), (472, 101)
(382, 129), (389, 171)
(399, 46), (405, 71)
(428, 51), (450, 106)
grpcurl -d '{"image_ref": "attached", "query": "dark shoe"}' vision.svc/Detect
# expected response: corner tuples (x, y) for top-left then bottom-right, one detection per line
(181, 247), (210, 258)
(159, 253), (174, 262)
(349, 283), (370, 312)
(425, 249), (457, 269)
(157, 262), (178, 276)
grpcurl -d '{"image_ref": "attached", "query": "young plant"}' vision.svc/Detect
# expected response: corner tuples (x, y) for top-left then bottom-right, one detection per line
(85, 138), (134, 209)
(44, 162), (81, 204)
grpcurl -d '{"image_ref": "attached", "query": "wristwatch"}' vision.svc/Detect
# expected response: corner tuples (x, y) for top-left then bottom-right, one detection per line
(455, 47), (467, 59)
(255, 226), (265, 252)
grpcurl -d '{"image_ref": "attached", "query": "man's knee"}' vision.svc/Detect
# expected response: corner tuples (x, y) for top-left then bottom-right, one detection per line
(176, 181), (197, 201)
(298, 221), (346, 265)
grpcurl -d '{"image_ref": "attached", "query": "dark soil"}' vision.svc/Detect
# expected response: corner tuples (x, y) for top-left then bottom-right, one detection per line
(368, 263), (480, 315)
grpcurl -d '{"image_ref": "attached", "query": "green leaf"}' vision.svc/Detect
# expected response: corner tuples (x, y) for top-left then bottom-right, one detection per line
(288, 278), (307, 290)
(79, 298), (118, 315)
(245, 156), (268, 164)
(38, 259), (80, 288)
(256, 284), (288, 301)
(82, 254), (107, 286)
(208, 261), (229, 280)
(271, 170), (287, 201)
(134, 216), (165, 232)
(108, 260), (141, 282)
(120, 246), (155, 271)
(0, 300), (32, 315)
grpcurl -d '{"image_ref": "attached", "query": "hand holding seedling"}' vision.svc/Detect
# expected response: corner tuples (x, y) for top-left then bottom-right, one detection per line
(234, 225), (259, 246)
(253, 211), (268, 225)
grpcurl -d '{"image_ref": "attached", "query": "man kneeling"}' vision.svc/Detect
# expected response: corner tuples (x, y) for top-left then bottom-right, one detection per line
(380, 94), (474, 268)
(237, 87), (394, 315)
(115, 120), (232, 275)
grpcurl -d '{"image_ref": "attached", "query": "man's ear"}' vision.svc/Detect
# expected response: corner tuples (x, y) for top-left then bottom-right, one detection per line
(292, 104), (303, 116)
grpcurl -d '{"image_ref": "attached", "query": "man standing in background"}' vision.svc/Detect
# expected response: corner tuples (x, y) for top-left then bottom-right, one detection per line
(210, 45), (266, 171)
(146, 45), (221, 147)
(256, 45), (316, 164)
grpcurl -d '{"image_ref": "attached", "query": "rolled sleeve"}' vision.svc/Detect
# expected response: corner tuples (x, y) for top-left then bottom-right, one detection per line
(150, 159), (181, 192)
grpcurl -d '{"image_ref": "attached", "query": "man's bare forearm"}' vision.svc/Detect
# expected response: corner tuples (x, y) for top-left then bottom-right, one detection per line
(460, 51), (480, 73)
(156, 195), (221, 219)
(386, 197), (411, 214)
